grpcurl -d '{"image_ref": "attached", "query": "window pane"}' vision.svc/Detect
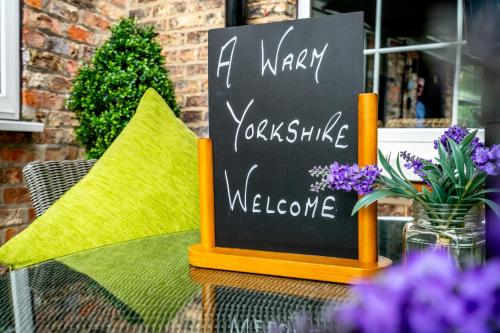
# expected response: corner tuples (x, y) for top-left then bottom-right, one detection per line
(365, 54), (374, 93)
(381, 0), (457, 47)
(458, 55), (483, 128)
(312, 0), (376, 38)
(379, 47), (455, 128)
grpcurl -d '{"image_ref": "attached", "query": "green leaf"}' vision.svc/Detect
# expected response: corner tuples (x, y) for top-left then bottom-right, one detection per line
(448, 139), (466, 186)
(479, 198), (500, 217)
(377, 150), (418, 195)
(352, 190), (394, 215)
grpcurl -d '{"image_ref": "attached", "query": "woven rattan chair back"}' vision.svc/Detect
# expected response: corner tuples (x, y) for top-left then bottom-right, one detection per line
(23, 160), (97, 217)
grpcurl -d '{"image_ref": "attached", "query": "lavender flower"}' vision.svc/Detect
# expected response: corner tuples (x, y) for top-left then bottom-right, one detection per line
(473, 144), (500, 176)
(327, 162), (381, 196)
(433, 125), (483, 152)
(335, 251), (500, 333)
(399, 151), (431, 179)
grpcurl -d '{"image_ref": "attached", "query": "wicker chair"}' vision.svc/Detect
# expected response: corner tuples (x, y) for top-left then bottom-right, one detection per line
(22, 160), (97, 217)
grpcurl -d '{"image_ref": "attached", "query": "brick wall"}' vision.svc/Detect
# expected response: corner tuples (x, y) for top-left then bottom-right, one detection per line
(0, 0), (127, 247)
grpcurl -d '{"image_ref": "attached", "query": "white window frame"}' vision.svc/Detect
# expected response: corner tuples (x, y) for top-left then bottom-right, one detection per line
(0, 0), (20, 120)
(0, 0), (43, 132)
(298, 0), (484, 180)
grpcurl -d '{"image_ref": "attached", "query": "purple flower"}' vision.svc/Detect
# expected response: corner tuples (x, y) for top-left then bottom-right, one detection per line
(473, 144), (500, 176)
(433, 125), (483, 152)
(335, 251), (500, 333)
(400, 151), (431, 180)
(328, 162), (381, 195)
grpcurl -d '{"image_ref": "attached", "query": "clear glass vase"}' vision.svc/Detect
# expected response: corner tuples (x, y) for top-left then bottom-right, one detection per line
(403, 202), (485, 267)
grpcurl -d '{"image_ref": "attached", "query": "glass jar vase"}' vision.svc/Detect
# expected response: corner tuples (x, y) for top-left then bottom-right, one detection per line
(403, 202), (485, 267)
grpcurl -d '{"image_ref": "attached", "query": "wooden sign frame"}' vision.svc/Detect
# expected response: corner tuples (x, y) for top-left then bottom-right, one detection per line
(189, 93), (391, 284)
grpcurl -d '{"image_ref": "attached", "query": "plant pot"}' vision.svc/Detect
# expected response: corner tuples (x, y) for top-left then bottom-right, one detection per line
(403, 202), (485, 267)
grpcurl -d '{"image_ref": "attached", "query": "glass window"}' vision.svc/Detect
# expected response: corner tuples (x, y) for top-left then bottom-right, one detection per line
(458, 56), (483, 128)
(379, 48), (455, 128)
(381, 0), (457, 47)
(312, 0), (478, 129)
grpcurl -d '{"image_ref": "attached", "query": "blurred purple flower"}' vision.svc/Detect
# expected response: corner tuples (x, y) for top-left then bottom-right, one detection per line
(334, 251), (500, 333)
(473, 145), (500, 176)
(433, 125), (483, 152)
(328, 162), (381, 196)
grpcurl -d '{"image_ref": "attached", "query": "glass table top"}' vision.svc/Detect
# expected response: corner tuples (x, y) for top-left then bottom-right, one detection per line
(0, 230), (352, 332)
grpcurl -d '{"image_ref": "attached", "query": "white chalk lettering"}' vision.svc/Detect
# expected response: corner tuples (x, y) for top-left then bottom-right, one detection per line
(260, 26), (328, 83)
(261, 26), (294, 76)
(226, 99), (255, 152)
(304, 196), (319, 218)
(277, 199), (287, 214)
(224, 164), (258, 212)
(321, 196), (337, 219)
(217, 36), (237, 88)
(335, 125), (349, 148)
(290, 201), (301, 216)
(310, 43), (328, 84)
(252, 194), (262, 213)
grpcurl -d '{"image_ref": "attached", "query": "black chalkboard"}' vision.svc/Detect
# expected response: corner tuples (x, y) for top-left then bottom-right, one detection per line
(208, 13), (364, 259)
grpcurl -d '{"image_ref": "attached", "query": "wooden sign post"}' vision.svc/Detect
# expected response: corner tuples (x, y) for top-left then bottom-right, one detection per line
(189, 13), (390, 284)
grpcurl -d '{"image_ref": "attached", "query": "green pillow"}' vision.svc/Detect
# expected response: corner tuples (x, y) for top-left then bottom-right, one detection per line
(0, 88), (200, 269)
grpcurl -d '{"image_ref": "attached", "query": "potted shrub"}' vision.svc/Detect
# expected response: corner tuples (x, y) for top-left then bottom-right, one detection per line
(68, 18), (180, 159)
(310, 126), (500, 266)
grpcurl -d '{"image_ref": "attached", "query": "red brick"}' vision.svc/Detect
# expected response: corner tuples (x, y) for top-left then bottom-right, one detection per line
(49, 76), (72, 92)
(81, 12), (110, 31)
(22, 90), (65, 110)
(0, 209), (25, 226)
(47, 111), (78, 127)
(3, 188), (31, 204)
(33, 128), (76, 144)
(23, 27), (46, 48)
(187, 64), (207, 75)
(174, 80), (199, 94)
(0, 148), (37, 163)
(0, 169), (23, 185)
(28, 208), (36, 220)
(28, 50), (66, 73)
(45, 146), (80, 160)
(46, 37), (80, 58)
(48, 0), (79, 22)
(28, 12), (64, 36)
(67, 25), (92, 44)
(0, 132), (31, 145)
(111, 0), (127, 7)
(25, 0), (44, 9)
(97, 1), (125, 20)
(179, 49), (195, 62)
(181, 110), (207, 123)
(187, 31), (208, 44)
(5, 226), (26, 242)
(169, 14), (203, 29)
(186, 95), (208, 107)
(198, 46), (208, 60)
(66, 59), (80, 77)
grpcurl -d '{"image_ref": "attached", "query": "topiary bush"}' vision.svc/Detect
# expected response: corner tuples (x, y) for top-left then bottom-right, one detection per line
(68, 18), (180, 159)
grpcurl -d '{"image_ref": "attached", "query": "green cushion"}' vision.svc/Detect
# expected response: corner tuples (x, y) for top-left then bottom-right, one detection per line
(0, 88), (200, 269)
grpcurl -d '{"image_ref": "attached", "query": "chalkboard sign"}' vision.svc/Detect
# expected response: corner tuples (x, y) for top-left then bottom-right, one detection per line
(208, 13), (364, 259)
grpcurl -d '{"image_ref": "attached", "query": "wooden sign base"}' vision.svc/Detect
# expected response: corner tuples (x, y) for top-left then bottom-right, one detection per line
(188, 93), (391, 284)
(189, 244), (390, 284)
